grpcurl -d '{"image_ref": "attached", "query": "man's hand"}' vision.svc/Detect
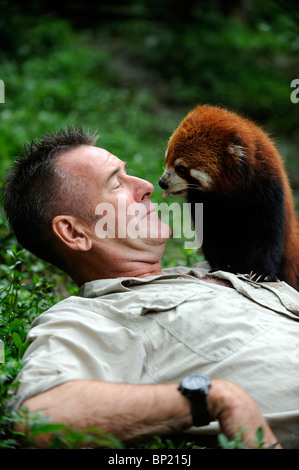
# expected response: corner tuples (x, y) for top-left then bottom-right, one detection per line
(207, 379), (282, 448)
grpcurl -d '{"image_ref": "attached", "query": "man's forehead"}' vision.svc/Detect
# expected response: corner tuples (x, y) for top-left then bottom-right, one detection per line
(57, 145), (122, 176)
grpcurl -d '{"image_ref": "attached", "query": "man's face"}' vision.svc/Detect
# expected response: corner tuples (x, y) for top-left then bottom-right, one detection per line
(57, 145), (171, 257)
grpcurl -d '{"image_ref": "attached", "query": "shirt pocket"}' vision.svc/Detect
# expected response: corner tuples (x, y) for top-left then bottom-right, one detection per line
(138, 290), (202, 314)
(94, 284), (204, 320)
(144, 287), (271, 362)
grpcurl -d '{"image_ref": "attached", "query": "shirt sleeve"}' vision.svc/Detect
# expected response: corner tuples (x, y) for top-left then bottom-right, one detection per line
(9, 301), (147, 411)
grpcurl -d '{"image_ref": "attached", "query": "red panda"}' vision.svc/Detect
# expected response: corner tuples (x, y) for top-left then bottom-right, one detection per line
(159, 104), (299, 290)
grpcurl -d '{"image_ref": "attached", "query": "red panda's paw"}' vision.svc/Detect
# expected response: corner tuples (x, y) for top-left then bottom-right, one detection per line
(247, 271), (279, 283)
(209, 267), (279, 283)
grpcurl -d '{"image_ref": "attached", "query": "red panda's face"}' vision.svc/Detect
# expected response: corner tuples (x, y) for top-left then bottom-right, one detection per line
(159, 143), (215, 197)
(159, 107), (247, 197)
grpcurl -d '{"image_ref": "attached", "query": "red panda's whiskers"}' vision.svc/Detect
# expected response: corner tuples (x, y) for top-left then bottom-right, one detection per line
(186, 183), (202, 190)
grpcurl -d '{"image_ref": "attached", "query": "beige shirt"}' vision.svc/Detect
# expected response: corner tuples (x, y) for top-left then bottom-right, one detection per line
(11, 262), (299, 447)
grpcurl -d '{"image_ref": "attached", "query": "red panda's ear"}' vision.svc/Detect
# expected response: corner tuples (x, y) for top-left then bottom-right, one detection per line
(228, 143), (246, 160)
(228, 135), (247, 161)
(228, 136), (250, 185)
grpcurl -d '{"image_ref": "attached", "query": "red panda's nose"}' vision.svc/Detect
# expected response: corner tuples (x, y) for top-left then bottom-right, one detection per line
(159, 178), (168, 190)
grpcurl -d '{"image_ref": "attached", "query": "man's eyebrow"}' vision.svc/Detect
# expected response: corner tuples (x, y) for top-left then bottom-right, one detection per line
(106, 161), (128, 184)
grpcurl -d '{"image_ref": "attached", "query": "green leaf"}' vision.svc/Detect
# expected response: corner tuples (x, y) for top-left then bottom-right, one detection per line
(218, 433), (230, 448)
(255, 426), (264, 446)
(31, 423), (67, 436)
(19, 340), (30, 358)
(12, 332), (22, 350)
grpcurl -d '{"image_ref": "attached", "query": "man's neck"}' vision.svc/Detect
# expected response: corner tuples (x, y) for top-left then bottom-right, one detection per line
(67, 240), (167, 286)
(72, 259), (164, 286)
(115, 260), (164, 279)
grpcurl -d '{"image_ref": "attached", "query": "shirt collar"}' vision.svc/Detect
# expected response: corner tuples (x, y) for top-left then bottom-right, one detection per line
(78, 275), (163, 298)
(78, 262), (211, 298)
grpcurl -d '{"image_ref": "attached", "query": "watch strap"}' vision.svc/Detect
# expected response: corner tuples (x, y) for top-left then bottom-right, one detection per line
(178, 374), (212, 426)
(189, 394), (211, 426)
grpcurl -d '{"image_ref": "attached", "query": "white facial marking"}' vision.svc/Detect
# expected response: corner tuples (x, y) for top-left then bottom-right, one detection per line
(190, 169), (212, 189)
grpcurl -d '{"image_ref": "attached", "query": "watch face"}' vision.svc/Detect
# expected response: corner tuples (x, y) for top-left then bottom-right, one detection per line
(183, 374), (208, 390)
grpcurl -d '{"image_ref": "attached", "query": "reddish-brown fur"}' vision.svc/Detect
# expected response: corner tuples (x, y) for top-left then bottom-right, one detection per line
(160, 105), (299, 289)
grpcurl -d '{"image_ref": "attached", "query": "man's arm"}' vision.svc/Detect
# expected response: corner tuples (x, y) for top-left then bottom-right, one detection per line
(20, 378), (281, 448)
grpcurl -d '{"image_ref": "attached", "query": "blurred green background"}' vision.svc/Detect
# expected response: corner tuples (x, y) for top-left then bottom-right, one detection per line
(0, 0), (299, 448)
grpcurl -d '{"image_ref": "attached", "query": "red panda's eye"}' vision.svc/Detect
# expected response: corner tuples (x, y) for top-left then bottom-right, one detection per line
(176, 165), (187, 175)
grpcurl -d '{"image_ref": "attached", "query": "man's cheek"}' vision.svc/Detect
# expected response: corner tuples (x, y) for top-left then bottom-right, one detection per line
(126, 203), (148, 239)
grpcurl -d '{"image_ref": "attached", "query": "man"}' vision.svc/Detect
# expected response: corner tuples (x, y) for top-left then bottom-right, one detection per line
(3, 128), (299, 448)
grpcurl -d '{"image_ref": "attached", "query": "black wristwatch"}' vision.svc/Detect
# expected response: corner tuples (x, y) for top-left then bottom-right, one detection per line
(178, 374), (212, 426)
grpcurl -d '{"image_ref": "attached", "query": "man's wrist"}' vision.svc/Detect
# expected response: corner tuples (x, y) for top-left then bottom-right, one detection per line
(178, 374), (212, 426)
(206, 379), (231, 420)
(176, 378), (230, 427)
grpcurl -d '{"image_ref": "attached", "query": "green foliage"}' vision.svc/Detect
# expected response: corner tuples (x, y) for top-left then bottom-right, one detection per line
(218, 427), (257, 449)
(1, 407), (125, 449)
(0, 17), (179, 183)
(218, 426), (279, 449)
(97, 1), (299, 135)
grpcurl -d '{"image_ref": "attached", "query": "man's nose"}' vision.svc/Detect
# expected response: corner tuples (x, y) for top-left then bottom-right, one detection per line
(133, 177), (154, 201)
(159, 177), (168, 190)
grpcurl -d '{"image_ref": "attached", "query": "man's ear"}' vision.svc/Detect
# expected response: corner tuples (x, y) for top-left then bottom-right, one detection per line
(52, 215), (92, 252)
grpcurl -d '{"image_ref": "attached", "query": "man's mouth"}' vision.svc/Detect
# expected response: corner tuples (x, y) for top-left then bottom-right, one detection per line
(143, 203), (156, 218)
